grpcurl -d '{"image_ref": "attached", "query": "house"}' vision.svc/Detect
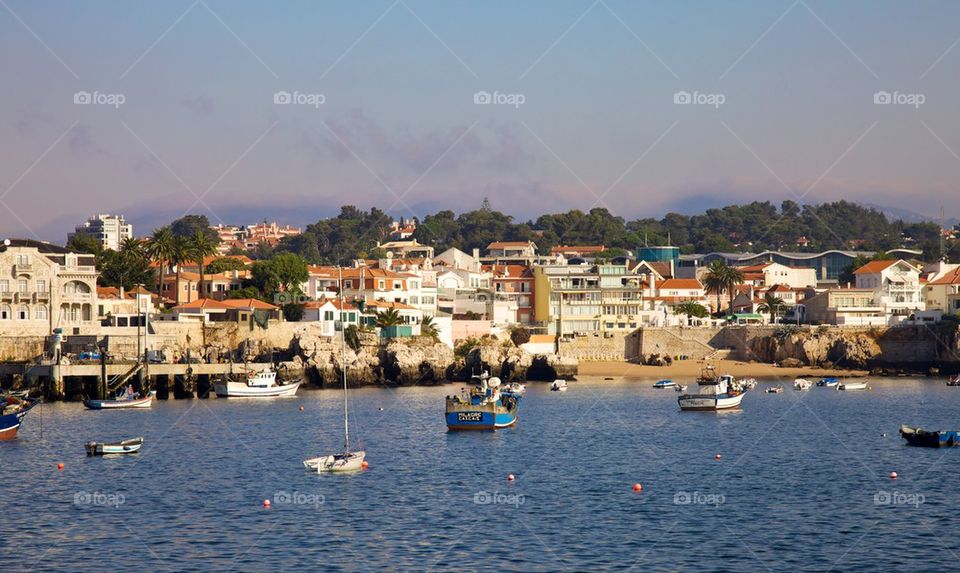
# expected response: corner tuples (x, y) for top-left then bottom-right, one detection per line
(803, 288), (886, 326)
(301, 299), (359, 336)
(486, 264), (535, 325)
(0, 239), (99, 334)
(737, 262), (817, 289)
(653, 278), (709, 319)
(168, 298), (281, 324)
(549, 245), (606, 260)
(161, 270), (249, 304)
(925, 267), (960, 315)
(854, 259), (925, 324)
(485, 241), (538, 261)
(376, 239), (434, 259)
(96, 286), (156, 327)
(361, 299), (423, 335)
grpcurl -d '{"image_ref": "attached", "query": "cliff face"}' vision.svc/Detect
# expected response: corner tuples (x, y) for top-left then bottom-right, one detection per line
(463, 342), (578, 381)
(750, 329), (882, 368)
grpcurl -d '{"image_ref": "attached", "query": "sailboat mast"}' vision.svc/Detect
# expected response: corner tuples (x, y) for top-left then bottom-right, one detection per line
(339, 265), (349, 451)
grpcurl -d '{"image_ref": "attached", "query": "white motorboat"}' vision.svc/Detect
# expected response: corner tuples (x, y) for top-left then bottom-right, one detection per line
(793, 378), (812, 391)
(85, 436), (143, 456)
(766, 384), (784, 394)
(213, 368), (300, 398)
(739, 378), (758, 390)
(304, 266), (365, 473)
(678, 374), (745, 411)
(503, 382), (526, 395)
(550, 379), (568, 392)
(837, 381), (868, 391)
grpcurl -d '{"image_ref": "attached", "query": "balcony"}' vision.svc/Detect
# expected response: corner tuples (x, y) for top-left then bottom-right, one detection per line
(12, 263), (33, 275)
(0, 291), (12, 300)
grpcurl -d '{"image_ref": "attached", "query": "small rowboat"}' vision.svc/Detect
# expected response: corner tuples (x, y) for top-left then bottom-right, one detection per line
(653, 379), (677, 389)
(794, 379), (812, 391)
(766, 385), (783, 394)
(550, 379), (567, 392)
(84, 391), (156, 410)
(85, 437), (144, 456)
(837, 381), (868, 391)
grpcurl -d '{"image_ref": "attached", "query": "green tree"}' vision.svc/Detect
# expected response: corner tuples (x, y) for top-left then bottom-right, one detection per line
(271, 253), (309, 294)
(188, 230), (219, 299)
(282, 303), (305, 322)
(205, 256), (248, 275)
(66, 231), (104, 257)
(146, 226), (175, 299)
(375, 308), (402, 328)
(170, 214), (218, 241)
(420, 315), (439, 339)
(756, 293), (786, 324)
(97, 238), (154, 290)
(673, 301), (709, 323)
(703, 261), (744, 314)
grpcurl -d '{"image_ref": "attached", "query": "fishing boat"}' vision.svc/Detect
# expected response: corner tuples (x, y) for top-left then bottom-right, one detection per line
(0, 395), (40, 440)
(816, 377), (839, 387)
(653, 379), (677, 389)
(85, 437), (143, 456)
(502, 382), (526, 396)
(946, 375), (960, 387)
(900, 425), (960, 448)
(445, 372), (520, 430)
(766, 384), (784, 394)
(84, 388), (156, 410)
(793, 379), (812, 391)
(550, 379), (568, 392)
(303, 266), (365, 473)
(696, 365), (719, 384)
(678, 373), (745, 411)
(213, 366), (300, 398)
(837, 381), (868, 391)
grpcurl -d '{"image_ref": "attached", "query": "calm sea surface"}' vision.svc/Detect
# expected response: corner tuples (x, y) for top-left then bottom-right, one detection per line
(4, 376), (960, 572)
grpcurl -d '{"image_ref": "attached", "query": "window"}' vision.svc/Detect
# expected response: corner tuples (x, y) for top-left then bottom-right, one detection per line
(0, 304), (8, 319)
(17, 305), (28, 320)
(345, 280), (353, 289)
(36, 279), (46, 293)
(324, 310), (333, 320)
(16, 254), (29, 265)
(35, 306), (47, 320)
(378, 280), (385, 290)
(0, 280), (7, 292)
(18, 279), (28, 293)
(393, 281), (401, 290)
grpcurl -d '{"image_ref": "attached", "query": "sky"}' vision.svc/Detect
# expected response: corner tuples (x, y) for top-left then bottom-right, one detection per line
(1, 0), (959, 242)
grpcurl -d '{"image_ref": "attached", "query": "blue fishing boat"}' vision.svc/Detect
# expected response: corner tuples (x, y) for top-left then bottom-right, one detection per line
(445, 372), (519, 431)
(900, 425), (960, 448)
(653, 379), (677, 389)
(0, 395), (40, 440)
(816, 377), (839, 387)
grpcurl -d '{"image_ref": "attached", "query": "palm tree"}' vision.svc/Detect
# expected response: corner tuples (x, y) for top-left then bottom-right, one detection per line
(375, 307), (402, 328)
(673, 301), (709, 325)
(757, 292), (786, 324)
(146, 226), (175, 299)
(169, 236), (190, 305)
(420, 315), (439, 338)
(188, 230), (219, 299)
(703, 261), (744, 315)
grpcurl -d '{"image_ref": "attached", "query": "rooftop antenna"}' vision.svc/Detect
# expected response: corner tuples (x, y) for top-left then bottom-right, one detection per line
(667, 231), (672, 247)
(940, 205), (946, 262)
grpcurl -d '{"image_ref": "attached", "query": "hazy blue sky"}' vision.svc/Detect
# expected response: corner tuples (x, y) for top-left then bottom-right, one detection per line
(2, 0), (959, 241)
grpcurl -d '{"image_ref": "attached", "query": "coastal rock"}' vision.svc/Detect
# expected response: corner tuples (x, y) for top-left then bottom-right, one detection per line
(380, 337), (455, 385)
(751, 329), (882, 369)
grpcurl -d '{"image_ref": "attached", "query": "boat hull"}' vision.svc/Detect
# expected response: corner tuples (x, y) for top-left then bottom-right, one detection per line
(84, 392), (155, 410)
(303, 451), (366, 472)
(213, 380), (301, 398)
(445, 410), (518, 430)
(838, 382), (867, 391)
(900, 426), (960, 448)
(86, 437), (144, 456)
(678, 393), (744, 411)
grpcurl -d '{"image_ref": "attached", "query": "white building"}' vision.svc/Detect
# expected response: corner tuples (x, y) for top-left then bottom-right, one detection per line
(68, 214), (133, 251)
(854, 259), (925, 324)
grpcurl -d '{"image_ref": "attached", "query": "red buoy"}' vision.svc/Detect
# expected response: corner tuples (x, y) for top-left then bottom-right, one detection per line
(633, 483), (642, 492)
(507, 474), (515, 481)
(262, 499), (271, 508)
(890, 471), (898, 479)
(361, 460), (369, 469)
(57, 463), (64, 471)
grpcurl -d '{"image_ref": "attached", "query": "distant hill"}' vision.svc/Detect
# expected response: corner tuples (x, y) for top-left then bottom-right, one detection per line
(858, 202), (959, 228)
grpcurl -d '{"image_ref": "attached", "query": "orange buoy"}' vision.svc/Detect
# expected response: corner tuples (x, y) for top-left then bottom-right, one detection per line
(633, 483), (642, 492)
(57, 463), (64, 471)
(361, 460), (369, 469)
(262, 499), (271, 507)
(715, 454), (722, 460)
(507, 474), (515, 481)
(890, 471), (898, 479)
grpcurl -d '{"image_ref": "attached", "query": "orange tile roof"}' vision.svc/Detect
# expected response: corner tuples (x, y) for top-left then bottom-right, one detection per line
(174, 299), (231, 310)
(303, 299), (357, 310)
(657, 278), (704, 290)
(854, 260), (899, 274)
(220, 298), (278, 310)
(487, 241), (534, 249)
(929, 268), (960, 286)
(363, 299), (416, 311)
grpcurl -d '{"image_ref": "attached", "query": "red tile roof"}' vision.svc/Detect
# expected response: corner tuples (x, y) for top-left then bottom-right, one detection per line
(854, 260), (899, 274)
(657, 278), (704, 290)
(929, 268), (960, 286)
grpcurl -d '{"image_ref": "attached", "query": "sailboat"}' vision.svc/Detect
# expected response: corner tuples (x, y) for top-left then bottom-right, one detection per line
(304, 266), (366, 473)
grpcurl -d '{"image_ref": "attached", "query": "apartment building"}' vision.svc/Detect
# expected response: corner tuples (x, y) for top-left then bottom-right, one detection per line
(68, 214), (133, 251)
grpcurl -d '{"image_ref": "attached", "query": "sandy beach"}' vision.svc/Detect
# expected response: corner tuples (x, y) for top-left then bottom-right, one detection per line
(578, 359), (868, 380)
